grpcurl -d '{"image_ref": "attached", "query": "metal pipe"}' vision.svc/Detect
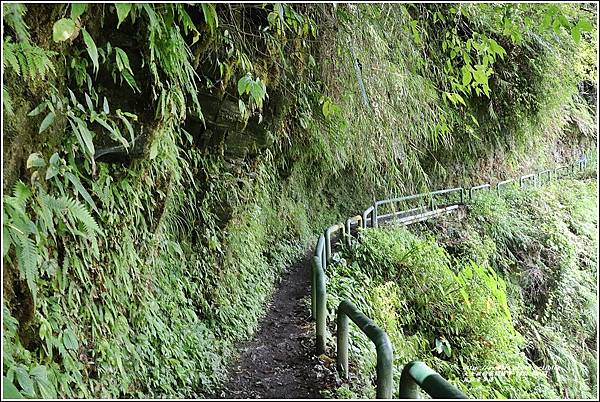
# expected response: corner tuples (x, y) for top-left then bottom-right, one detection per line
(314, 256), (327, 355)
(399, 361), (467, 399)
(469, 184), (490, 200)
(336, 299), (393, 399)
(520, 174), (536, 189)
(373, 202), (379, 228)
(311, 256), (316, 318)
(345, 215), (363, 244)
(325, 224), (345, 261)
(496, 178), (515, 194)
(362, 206), (374, 229)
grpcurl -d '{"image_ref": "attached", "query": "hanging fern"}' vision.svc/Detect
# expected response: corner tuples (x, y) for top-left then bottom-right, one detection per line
(60, 196), (102, 237)
(3, 40), (56, 82)
(15, 232), (39, 300)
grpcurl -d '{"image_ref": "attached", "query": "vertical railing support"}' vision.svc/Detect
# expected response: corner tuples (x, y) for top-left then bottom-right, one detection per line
(372, 202), (379, 228)
(336, 300), (393, 399)
(314, 256), (327, 355)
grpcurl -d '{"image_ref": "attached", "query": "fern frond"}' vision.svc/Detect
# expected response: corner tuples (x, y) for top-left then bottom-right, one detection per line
(3, 3), (30, 43)
(3, 87), (14, 115)
(15, 232), (38, 299)
(62, 196), (103, 237)
(2, 41), (20, 74)
(2, 41), (56, 81)
(13, 181), (32, 204)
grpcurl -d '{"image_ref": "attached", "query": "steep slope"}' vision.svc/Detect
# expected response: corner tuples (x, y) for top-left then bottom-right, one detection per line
(2, 3), (597, 398)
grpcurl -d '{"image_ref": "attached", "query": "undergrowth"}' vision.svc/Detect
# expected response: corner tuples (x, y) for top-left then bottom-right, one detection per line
(2, 3), (597, 398)
(326, 174), (597, 398)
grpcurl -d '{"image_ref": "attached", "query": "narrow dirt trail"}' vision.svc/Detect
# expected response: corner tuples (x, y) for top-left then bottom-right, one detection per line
(217, 251), (335, 399)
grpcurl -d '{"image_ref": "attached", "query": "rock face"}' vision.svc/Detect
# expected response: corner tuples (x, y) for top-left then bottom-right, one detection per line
(94, 90), (275, 164)
(185, 91), (275, 159)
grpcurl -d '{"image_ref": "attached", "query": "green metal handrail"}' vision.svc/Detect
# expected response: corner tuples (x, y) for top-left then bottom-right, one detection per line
(538, 169), (554, 185)
(469, 183), (490, 200)
(362, 205), (374, 229)
(345, 215), (363, 245)
(325, 223), (345, 261)
(312, 255), (327, 355)
(554, 165), (569, 177)
(309, 156), (591, 397)
(520, 173), (537, 188)
(399, 361), (467, 399)
(336, 299), (393, 399)
(429, 187), (464, 209)
(496, 178), (516, 194)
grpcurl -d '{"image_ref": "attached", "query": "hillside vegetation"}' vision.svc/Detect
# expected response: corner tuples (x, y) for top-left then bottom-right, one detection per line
(2, 3), (597, 398)
(326, 172), (597, 399)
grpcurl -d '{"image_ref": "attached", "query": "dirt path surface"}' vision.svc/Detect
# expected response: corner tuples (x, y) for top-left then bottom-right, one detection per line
(217, 251), (335, 399)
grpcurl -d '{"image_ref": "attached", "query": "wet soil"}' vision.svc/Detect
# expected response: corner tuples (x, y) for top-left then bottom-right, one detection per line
(216, 251), (336, 399)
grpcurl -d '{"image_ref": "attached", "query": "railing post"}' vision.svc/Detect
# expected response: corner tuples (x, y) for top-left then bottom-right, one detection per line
(336, 308), (349, 378)
(460, 188), (464, 204)
(372, 202), (378, 228)
(336, 300), (393, 399)
(314, 256), (327, 355)
(325, 227), (332, 262)
(311, 257), (316, 318)
(375, 337), (394, 399)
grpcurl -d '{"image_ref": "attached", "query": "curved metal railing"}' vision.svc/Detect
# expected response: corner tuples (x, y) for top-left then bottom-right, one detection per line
(336, 300), (394, 399)
(310, 154), (593, 398)
(399, 361), (467, 399)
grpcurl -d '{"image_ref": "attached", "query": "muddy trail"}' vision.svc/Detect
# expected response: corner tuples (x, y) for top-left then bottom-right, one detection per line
(216, 251), (337, 399)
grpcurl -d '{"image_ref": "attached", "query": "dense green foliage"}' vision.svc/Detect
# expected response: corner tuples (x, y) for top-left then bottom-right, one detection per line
(325, 173), (597, 399)
(2, 2), (597, 398)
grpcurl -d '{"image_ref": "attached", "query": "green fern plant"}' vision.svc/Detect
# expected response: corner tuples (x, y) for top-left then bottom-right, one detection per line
(3, 177), (102, 301)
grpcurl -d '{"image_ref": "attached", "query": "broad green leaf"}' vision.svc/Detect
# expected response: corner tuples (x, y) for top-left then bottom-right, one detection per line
(26, 153), (46, 169)
(84, 93), (94, 111)
(15, 368), (33, 396)
(103, 97), (109, 114)
(72, 117), (95, 157)
(52, 18), (76, 42)
(45, 165), (59, 180)
(2, 377), (23, 399)
(64, 172), (97, 212)
(62, 329), (79, 350)
(116, 112), (135, 144)
(576, 19), (593, 32)
(115, 3), (132, 28)
(49, 152), (60, 165)
(149, 140), (158, 159)
(29, 366), (55, 399)
(250, 83), (264, 106)
(115, 47), (133, 74)
(39, 112), (55, 134)
(572, 27), (581, 44)
(27, 102), (47, 117)
(461, 66), (471, 86)
(81, 28), (99, 74)
(70, 3), (87, 20)
(201, 3), (218, 34)
(237, 75), (251, 96)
